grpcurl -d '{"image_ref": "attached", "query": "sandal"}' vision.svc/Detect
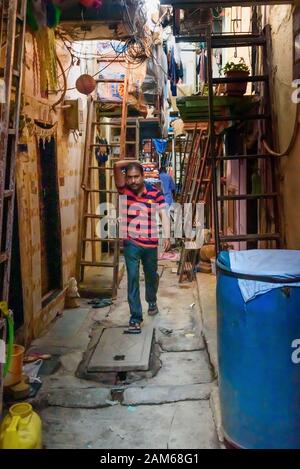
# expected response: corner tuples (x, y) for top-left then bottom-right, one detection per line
(88, 298), (112, 308)
(124, 322), (142, 334)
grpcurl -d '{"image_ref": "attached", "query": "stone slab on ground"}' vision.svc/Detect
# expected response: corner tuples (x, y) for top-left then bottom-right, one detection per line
(41, 401), (219, 449)
(46, 387), (112, 408)
(29, 308), (91, 355)
(88, 326), (154, 372)
(41, 374), (106, 390)
(122, 383), (212, 405)
(39, 308), (90, 341)
(157, 330), (204, 352)
(168, 401), (219, 449)
(139, 351), (213, 386)
(60, 351), (84, 374)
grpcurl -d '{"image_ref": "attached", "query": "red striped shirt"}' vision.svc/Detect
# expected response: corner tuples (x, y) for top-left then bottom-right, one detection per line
(118, 183), (166, 248)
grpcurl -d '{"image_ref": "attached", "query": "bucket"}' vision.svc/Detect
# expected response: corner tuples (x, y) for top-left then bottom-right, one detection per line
(4, 344), (25, 388)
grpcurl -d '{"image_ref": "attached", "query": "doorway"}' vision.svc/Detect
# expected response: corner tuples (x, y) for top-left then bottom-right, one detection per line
(37, 134), (62, 302)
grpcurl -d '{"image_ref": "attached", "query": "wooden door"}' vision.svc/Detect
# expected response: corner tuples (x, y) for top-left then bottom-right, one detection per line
(37, 135), (62, 299)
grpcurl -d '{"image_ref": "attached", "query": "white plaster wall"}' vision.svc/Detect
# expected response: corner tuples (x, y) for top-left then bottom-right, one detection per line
(267, 5), (300, 248)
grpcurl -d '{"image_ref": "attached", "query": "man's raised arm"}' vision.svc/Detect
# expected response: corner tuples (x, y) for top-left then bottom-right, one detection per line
(113, 160), (128, 192)
(113, 160), (141, 192)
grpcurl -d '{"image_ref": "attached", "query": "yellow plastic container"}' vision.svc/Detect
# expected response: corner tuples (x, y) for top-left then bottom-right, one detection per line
(3, 344), (25, 387)
(0, 403), (42, 449)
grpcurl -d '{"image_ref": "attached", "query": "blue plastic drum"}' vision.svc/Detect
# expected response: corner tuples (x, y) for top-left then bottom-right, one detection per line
(217, 250), (300, 449)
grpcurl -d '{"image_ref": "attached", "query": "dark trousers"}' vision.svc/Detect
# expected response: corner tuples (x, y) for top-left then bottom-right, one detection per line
(123, 241), (159, 324)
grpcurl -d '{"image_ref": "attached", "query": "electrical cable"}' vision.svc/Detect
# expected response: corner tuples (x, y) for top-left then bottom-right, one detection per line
(52, 0), (166, 94)
(52, 53), (67, 110)
(262, 104), (300, 157)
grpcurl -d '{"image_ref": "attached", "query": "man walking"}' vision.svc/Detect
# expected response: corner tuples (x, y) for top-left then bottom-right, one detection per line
(159, 166), (176, 207)
(114, 160), (170, 333)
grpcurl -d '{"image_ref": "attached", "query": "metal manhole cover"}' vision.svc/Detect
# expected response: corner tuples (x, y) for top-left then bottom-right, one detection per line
(88, 326), (154, 372)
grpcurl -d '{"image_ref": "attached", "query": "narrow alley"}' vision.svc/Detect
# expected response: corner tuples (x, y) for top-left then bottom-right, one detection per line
(28, 261), (219, 449)
(0, 0), (300, 454)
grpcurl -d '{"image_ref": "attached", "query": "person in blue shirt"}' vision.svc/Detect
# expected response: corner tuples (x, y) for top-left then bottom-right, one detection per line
(159, 166), (176, 206)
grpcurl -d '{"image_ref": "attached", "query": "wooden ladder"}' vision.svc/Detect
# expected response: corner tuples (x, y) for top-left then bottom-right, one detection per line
(0, 0), (27, 418)
(78, 71), (139, 298)
(177, 127), (224, 282)
(177, 124), (214, 282)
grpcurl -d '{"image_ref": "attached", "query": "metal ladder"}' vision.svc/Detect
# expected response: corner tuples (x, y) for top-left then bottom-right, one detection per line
(206, 25), (282, 253)
(78, 72), (140, 298)
(0, 0), (27, 418)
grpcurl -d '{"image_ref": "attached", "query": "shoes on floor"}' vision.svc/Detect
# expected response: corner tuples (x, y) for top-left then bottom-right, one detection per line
(88, 298), (112, 308)
(124, 321), (142, 334)
(148, 303), (159, 316)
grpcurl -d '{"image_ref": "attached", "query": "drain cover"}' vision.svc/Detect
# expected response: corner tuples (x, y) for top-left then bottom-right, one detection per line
(88, 326), (154, 372)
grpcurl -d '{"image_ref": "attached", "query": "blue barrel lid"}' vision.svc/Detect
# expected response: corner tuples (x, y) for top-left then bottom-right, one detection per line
(218, 251), (230, 268)
(217, 249), (300, 283)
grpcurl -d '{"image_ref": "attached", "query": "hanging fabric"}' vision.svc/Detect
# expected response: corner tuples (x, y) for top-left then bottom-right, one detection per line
(168, 47), (183, 97)
(198, 50), (207, 83)
(35, 27), (58, 94)
(153, 138), (167, 155)
(33, 121), (58, 148)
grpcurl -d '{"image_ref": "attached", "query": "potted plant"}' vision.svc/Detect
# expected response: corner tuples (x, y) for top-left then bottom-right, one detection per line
(222, 59), (250, 96)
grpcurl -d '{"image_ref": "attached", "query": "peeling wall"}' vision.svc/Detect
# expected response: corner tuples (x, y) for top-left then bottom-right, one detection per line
(266, 5), (300, 248)
(17, 33), (87, 343)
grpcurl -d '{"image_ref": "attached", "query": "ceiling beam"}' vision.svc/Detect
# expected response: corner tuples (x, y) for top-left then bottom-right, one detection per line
(175, 33), (266, 46)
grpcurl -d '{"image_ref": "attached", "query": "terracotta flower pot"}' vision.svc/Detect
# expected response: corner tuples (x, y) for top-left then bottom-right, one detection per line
(225, 70), (249, 96)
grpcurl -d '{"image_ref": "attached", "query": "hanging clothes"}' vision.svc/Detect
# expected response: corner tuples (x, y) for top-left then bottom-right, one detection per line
(95, 136), (109, 164)
(196, 49), (207, 83)
(168, 47), (183, 97)
(153, 138), (167, 155)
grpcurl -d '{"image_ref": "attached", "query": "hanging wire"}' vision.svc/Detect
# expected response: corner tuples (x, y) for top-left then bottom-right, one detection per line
(52, 0), (168, 93)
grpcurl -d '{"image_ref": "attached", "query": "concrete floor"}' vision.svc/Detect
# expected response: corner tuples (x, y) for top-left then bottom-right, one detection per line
(28, 262), (221, 449)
